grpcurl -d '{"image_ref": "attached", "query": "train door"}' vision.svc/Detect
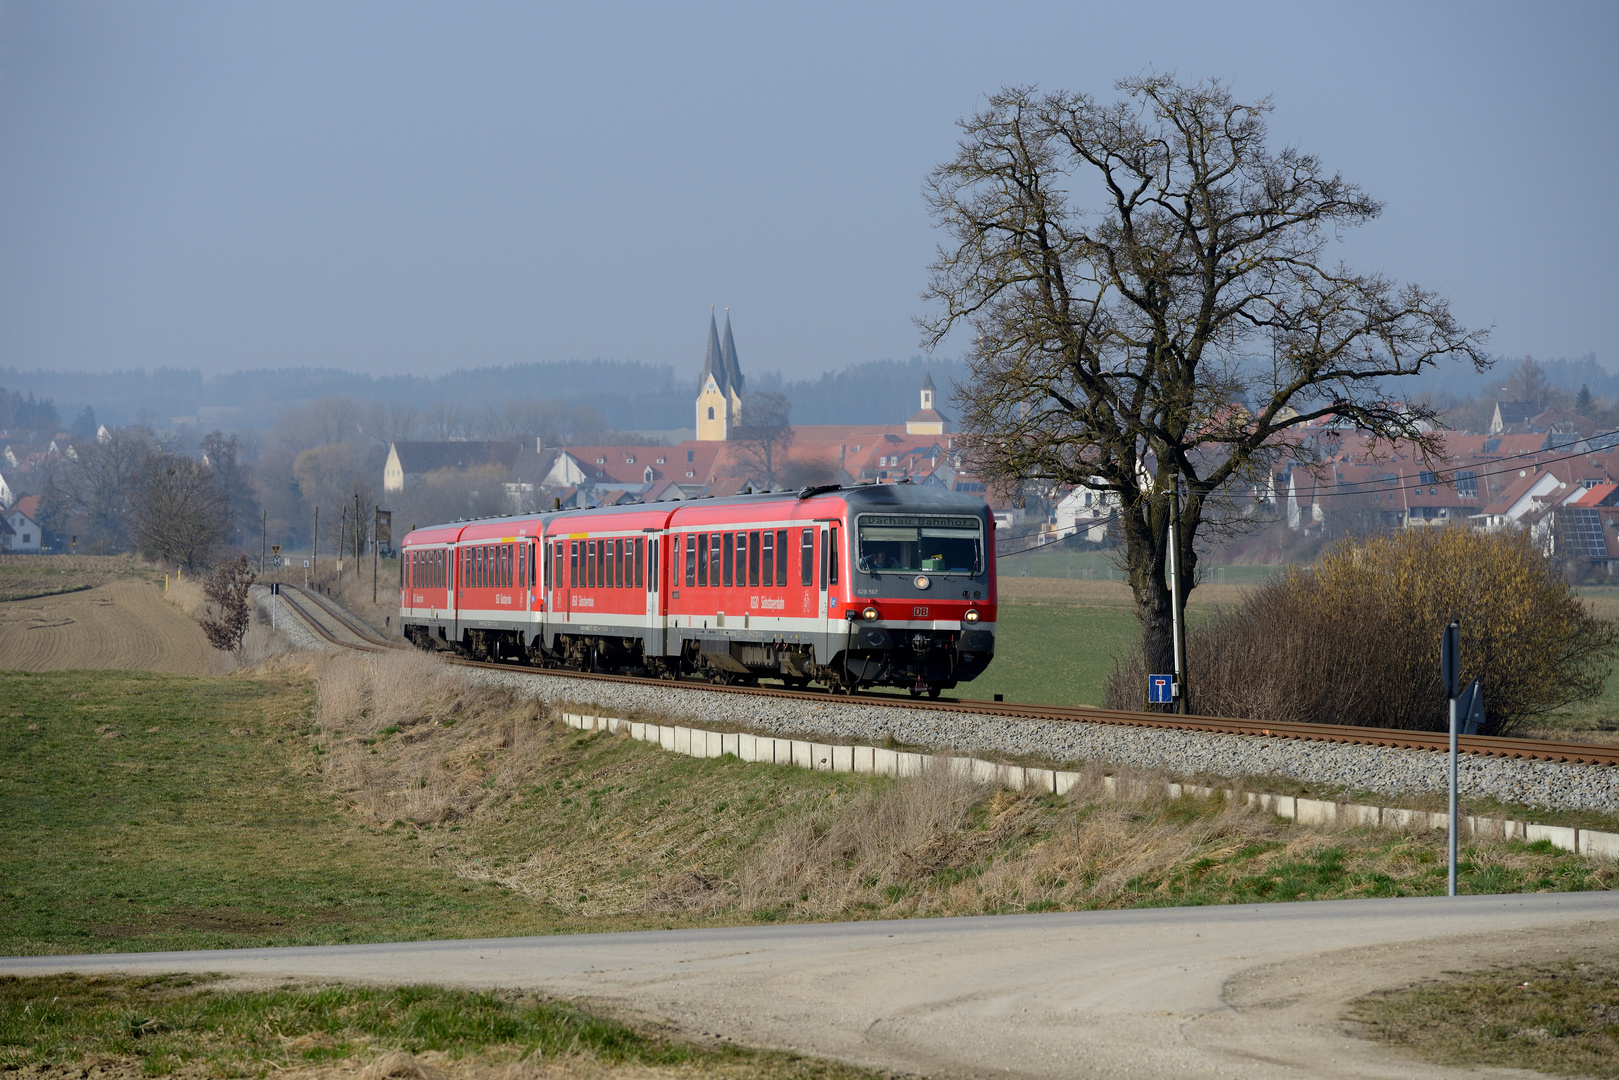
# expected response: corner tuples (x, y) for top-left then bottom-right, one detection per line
(450, 542), (462, 643)
(643, 533), (662, 657)
(556, 538), (574, 624)
(817, 523), (831, 643)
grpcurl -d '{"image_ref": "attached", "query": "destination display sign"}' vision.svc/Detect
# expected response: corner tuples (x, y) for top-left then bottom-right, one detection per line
(860, 516), (980, 530)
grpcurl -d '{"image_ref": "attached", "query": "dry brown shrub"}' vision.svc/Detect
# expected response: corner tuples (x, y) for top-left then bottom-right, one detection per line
(728, 760), (983, 916)
(1107, 528), (1619, 734)
(315, 650), (546, 826)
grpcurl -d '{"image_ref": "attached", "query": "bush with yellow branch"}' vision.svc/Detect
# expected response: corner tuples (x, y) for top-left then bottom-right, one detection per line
(1106, 528), (1619, 735)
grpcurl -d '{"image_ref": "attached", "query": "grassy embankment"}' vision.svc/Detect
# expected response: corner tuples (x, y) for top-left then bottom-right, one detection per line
(1348, 951), (1619, 1079)
(0, 973), (871, 1079)
(4, 659), (1611, 963)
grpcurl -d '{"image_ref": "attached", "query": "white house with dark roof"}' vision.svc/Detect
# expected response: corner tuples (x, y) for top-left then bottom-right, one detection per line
(383, 440), (522, 494)
(2, 495), (41, 553)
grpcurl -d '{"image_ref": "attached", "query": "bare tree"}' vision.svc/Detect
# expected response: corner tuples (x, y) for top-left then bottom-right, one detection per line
(39, 428), (159, 552)
(921, 77), (1487, 697)
(200, 554), (256, 654)
(1503, 357), (1555, 409)
(199, 431), (257, 546)
(131, 452), (232, 569)
(363, 400), (420, 446)
(423, 400), (469, 440)
(731, 392), (795, 488)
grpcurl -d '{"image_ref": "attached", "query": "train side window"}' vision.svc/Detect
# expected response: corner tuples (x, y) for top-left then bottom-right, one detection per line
(696, 533), (708, 587)
(607, 539), (615, 588)
(635, 537), (644, 589)
(800, 529), (813, 586)
(829, 525), (839, 585)
(748, 531), (761, 587)
(775, 529), (788, 586)
(567, 540), (577, 587)
(709, 533), (721, 584)
(499, 545), (508, 588)
(613, 539), (623, 588)
(475, 546), (484, 588)
(760, 530), (773, 587)
(591, 540), (601, 589)
(517, 545), (524, 588)
(648, 537), (658, 592)
(685, 533), (697, 587)
(671, 534), (681, 590)
(722, 532), (734, 587)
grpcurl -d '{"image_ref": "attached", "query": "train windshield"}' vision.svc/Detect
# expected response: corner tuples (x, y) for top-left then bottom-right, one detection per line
(856, 514), (983, 575)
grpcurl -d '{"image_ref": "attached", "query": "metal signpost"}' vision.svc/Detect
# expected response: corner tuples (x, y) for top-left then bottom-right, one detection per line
(1440, 621), (1460, 897)
(1167, 477), (1186, 714)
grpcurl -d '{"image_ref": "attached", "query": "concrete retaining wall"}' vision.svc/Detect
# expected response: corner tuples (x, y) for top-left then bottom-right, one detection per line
(558, 710), (1617, 861)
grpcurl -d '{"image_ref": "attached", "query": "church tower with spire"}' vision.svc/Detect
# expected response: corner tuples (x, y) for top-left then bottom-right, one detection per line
(906, 366), (950, 435)
(696, 309), (746, 441)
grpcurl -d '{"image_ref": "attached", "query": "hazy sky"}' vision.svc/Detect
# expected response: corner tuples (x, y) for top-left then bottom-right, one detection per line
(1, 2), (1614, 381)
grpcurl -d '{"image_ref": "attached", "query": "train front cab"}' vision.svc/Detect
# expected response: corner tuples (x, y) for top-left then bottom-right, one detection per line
(399, 523), (464, 648)
(829, 486), (997, 696)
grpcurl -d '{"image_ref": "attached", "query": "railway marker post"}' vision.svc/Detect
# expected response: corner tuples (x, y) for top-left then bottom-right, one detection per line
(1441, 620), (1461, 897)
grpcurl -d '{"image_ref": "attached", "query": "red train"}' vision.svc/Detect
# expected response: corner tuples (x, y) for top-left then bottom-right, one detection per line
(399, 483), (997, 696)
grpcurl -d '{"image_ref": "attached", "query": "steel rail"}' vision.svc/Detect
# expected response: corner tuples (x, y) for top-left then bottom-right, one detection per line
(269, 589), (1619, 768)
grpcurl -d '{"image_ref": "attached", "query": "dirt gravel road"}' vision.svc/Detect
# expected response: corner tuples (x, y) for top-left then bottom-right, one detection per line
(0, 580), (220, 674)
(10, 893), (1617, 1080)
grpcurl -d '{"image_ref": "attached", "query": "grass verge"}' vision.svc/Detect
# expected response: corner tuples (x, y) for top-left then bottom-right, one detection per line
(3, 658), (1613, 960)
(0, 973), (876, 1078)
(1347, 951), (1619, 1078)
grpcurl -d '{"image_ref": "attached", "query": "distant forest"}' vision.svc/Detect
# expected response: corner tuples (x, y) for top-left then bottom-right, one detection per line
(0, 356), (968, 436)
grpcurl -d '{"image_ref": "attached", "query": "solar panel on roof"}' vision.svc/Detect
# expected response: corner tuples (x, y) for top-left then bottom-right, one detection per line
(1561, 508), (1608, 558)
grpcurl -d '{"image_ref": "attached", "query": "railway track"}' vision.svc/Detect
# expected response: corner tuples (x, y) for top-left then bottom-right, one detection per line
(270, 584), (1619, 768)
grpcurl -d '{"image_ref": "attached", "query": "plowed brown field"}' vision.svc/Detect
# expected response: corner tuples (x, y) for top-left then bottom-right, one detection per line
(0, 580), (219, 674)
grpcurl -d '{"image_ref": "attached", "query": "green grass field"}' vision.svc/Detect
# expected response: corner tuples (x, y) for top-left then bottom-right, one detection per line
(0, 670), (550, 955)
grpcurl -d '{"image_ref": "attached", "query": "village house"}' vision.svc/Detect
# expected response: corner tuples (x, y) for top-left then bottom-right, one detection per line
(2, 495), (42, 553)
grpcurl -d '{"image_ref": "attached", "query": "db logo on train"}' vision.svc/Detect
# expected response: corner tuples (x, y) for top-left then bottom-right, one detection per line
(913, 606), (929, 618)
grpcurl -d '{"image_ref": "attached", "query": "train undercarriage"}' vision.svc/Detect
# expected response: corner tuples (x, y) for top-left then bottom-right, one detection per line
(402, 623), (994, 697)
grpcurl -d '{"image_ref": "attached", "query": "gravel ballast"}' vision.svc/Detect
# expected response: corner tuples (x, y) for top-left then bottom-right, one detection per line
(463, 669), (1619, 815)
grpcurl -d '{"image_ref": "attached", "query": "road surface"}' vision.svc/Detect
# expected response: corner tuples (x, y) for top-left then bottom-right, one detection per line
(8, 893), (1617, 1079)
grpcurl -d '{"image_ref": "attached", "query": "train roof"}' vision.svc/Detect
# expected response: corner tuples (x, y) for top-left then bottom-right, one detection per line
(401, 483), (989, 547)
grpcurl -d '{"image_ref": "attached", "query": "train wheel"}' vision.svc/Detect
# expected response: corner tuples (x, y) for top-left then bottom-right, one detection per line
(928, 687), (942, 699)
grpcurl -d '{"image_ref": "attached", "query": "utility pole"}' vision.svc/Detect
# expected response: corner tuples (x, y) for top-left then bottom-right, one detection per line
(338, 507), (348, 584)
(354, 492), (362, 567)
(312, 507), (318, 583)
(1442, 621), (1461, 897)
(372, 504), (380, 603)
(260, 510), (267, 573)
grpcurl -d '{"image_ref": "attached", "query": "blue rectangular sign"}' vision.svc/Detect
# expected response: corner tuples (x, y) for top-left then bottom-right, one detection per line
(1148, 674), (1175, 704)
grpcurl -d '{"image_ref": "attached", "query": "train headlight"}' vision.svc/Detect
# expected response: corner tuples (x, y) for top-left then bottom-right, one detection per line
(963, 608), (981, 623)
(862, 606), (880, 622)
(914, 574), (930, 590)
